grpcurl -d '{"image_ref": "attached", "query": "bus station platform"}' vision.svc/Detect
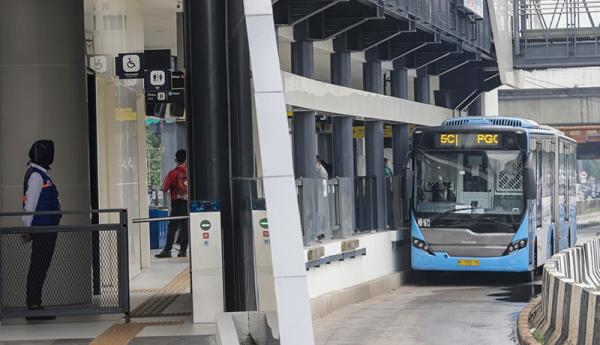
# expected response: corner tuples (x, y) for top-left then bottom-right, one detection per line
(0, 254), (215, 345)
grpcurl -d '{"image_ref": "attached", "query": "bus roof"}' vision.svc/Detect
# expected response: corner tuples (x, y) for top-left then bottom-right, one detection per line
(441, 116), (567, 137)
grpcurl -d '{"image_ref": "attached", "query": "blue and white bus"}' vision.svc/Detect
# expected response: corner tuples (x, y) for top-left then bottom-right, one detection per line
(410, 117), (577, 272)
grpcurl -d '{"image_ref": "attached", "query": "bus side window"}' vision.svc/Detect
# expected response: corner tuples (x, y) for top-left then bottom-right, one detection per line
(536, 140), (542, 226)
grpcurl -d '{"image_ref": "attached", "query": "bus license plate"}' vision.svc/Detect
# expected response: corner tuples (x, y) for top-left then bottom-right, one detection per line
(458, 259), (480, 266)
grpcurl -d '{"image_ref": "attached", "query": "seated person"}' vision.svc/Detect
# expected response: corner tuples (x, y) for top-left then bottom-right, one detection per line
(431, 176), (447, 202)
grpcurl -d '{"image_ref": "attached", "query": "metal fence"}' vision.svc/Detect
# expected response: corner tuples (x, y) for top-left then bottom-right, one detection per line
(0, 210), (129, 321)
(354, 176), (377, 233)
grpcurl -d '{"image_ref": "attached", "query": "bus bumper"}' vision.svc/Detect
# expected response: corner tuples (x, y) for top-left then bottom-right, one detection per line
(411, 245), (530, 272)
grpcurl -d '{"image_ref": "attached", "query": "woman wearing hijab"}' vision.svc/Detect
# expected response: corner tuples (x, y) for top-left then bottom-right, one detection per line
(22, 140), (61, 315)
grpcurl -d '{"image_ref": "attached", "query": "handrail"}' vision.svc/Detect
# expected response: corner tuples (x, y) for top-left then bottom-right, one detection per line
(132, 216), (189, 224)
(0, 224), (122, 234)
(0, 209), (125, 217)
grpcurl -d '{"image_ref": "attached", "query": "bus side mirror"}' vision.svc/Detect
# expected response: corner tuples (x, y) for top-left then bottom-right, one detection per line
(525, 167), (536, 200)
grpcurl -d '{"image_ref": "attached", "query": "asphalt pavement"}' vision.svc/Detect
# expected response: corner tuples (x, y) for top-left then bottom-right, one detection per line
(313, 225), (600, 345)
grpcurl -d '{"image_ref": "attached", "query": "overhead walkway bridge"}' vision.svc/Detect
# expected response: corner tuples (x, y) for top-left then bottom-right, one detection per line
(513, 0), (600, 69)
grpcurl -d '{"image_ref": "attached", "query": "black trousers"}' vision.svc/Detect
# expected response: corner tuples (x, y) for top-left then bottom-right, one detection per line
(26, 233), (57, 307)
(163, 199), (189, 252)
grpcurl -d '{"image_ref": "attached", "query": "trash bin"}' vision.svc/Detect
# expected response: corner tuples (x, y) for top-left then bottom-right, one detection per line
(149, 208), (169, 249)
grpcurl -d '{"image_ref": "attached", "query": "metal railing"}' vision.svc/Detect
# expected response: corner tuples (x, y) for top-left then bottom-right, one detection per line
(577, 199), (600, 215)
(354, 176), (377, 233)
(514, 0), (600, 67)
(0, 209), (130, 321)
(517, 0), (600, 31)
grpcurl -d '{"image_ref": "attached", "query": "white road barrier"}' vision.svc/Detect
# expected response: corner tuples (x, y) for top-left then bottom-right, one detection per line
(533, 237), (600, 345)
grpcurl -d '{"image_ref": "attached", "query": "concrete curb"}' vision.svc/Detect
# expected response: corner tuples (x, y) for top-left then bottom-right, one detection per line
(518, 298), (542, 345)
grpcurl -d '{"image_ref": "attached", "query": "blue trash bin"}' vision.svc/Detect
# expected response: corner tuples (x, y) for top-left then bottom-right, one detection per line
(149, 208), (169, 249)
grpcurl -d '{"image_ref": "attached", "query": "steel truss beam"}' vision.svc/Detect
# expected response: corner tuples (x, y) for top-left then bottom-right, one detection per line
(298, 0), (385, 41)
(273, 0), (348, 26)
(332, 16), (415, 52)
(367, 31), (441, 61)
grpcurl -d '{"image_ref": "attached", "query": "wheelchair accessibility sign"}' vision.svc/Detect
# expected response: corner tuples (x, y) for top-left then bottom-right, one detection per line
(116, 53), (144, 79)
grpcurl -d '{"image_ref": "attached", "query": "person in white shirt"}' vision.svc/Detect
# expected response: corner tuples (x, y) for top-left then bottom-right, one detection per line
(316, 156), (329, 180)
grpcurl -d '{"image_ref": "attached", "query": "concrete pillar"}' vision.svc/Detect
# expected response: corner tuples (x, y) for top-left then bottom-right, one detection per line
(415, 68), (431, 104)
(317, 132), (332, 164)
(292, 36), (317, 178)
(391, 60), (409, 99)
(331, 51), (354, 178)
(392, 124), (411, 175)
(330, 51), (355, 238)
(0, 0), (92, 307)
(363, 59), (386, 229)
(331, 52), (352, 87)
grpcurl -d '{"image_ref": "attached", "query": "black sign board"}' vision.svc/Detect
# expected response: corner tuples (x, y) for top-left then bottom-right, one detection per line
(146, 90), (185, 104)
(144, 69), (171, 92)
(115, 53), (144, 79)
(144, 49), (171, 70)
(171, 71), (185, 89)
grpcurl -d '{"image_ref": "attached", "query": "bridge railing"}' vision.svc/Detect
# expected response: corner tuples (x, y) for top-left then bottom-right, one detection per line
(514, 0), (600, 67)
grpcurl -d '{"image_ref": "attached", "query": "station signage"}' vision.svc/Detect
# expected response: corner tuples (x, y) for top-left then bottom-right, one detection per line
(89, 55), (108, 74)
(115, 53), (144, 79)
(145, 90), (184, 104)
(145, 69), (171, 91)
(171, 71), (185, 89)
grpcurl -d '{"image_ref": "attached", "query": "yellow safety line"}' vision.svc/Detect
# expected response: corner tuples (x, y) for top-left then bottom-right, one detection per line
(131, 268), (190, 318)
(89, 323), (146, 345)
(90, 321), (184, 345)
(90, 267), (190, 344)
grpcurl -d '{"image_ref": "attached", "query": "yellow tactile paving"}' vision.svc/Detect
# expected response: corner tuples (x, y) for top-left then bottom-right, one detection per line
(89, 323), (146, 345)
(131, 268), (190, 318)
(90, 267), (191, 344)
(89, 321), (185, 345)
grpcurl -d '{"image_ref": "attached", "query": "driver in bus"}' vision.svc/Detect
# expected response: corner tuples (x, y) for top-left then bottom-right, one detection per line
(431, 176), (447, 202)
(432, 176), (457, 203)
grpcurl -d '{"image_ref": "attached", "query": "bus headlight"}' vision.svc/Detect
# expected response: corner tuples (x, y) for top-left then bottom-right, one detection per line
(503, 239), (528, 256)
(412, 237), (435, 256)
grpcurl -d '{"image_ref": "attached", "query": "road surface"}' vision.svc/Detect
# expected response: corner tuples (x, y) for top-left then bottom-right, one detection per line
(313, 225), (600, 345)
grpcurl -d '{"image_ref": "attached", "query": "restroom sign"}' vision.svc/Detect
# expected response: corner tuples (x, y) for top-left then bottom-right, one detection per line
(116, 53), (144, 79)
(145, 69), (171, 91)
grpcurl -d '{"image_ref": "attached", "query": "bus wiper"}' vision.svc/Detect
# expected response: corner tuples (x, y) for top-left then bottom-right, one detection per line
(430, 207), (479, 222)
(477, 217), (515, 229)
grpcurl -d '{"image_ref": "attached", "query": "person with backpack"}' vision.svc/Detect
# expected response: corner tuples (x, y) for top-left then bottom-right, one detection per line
(22, 140), (60, 319)
(156, 150), (189, 258)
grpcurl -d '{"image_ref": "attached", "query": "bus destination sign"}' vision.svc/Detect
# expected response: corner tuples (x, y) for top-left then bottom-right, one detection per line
(436, 133), (500, 149)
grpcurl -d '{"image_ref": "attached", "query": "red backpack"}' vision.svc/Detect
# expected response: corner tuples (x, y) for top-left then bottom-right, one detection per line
(173, 168), (188, 200)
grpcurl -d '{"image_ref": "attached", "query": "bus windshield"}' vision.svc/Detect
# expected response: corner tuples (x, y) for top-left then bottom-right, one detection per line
(415, 150), (525, 220)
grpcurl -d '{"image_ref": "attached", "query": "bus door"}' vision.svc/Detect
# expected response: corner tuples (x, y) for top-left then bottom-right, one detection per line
(533, 139), (548, 264)
(558, 140), (569, 250)
(543, 139), (555, 257)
